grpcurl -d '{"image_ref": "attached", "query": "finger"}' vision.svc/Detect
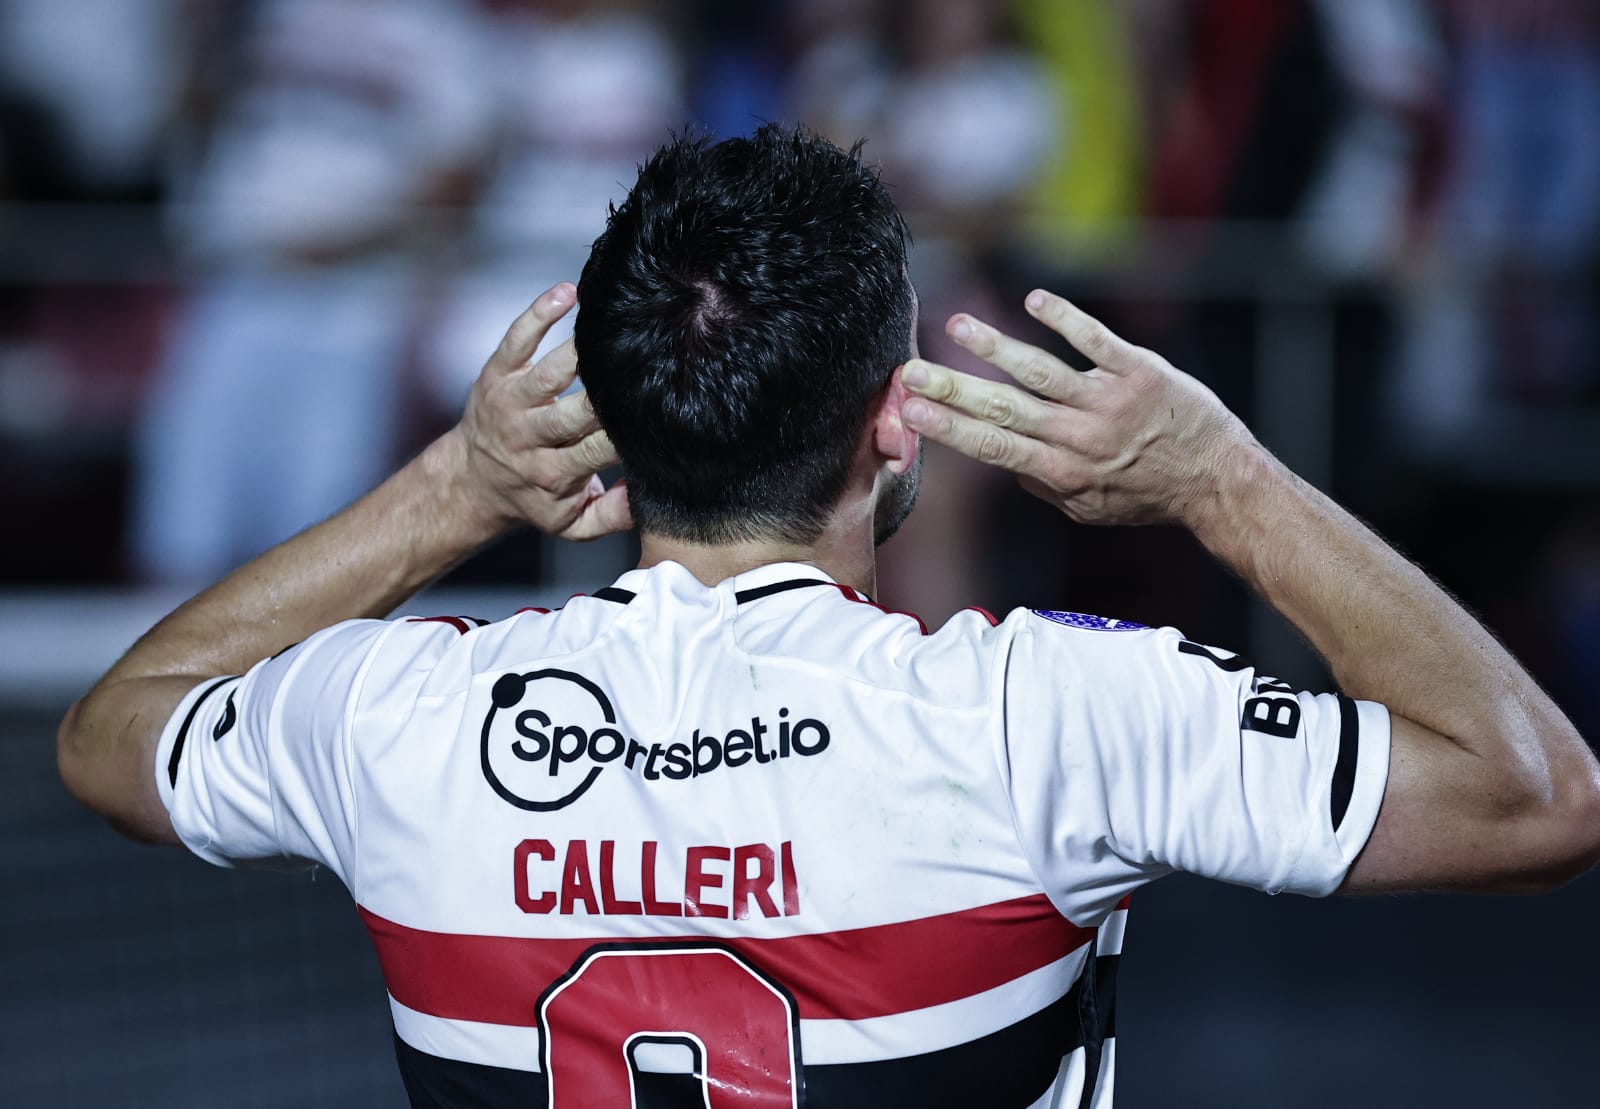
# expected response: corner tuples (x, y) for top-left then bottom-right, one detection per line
(508, 339), (579, 408)
(485, 283), (577, 377)
(902, 359), (1057, 434)
(548, 428), (619, 482)
(1023, 289), (1143, 374)
(944, 314), (1095, 405)
(901, 396), (1051, 477)
(564, 480), (633, 541)
(527, 389), (600, 445)
(511, 337), (579, 405)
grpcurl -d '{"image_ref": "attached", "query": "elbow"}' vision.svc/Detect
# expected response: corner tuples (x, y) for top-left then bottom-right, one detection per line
(1551, 754), (1600, 883)
(57, 696), (172, 845)
(57, 696), (119, 817)
(1506, 748), (1600, 892)
(56, 699), (94, 809)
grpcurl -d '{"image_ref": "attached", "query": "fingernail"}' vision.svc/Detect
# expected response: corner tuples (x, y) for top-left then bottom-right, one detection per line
(1026, 290), (1046, 312)
(903, 399), (929, 426)
(902, 361), (929, 388)
(550, 283), (574, 306)
(950, 317), (972, 341)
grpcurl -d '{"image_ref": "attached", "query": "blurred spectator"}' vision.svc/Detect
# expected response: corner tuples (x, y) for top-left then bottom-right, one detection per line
(1142, 0), (1342, 231)
(878, 0), (1054, 227)
(133, 0), (491, 584)
(423, 0), (684, 408)
(1393, 0), (1600, 441)
(1015, 0), (1144, 257)
(1296, 0), (1448, 280)
(0, 0), (198, 433)
(0, 0), (197, 200)
(0, 2), (195, 585)
(784, 0), (892, 150)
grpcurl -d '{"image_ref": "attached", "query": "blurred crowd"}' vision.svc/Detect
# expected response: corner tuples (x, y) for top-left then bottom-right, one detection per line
(1, 0), (1597, 731)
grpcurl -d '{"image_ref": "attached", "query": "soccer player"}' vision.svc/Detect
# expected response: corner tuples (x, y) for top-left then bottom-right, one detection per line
(60, 127), (1600, 1108)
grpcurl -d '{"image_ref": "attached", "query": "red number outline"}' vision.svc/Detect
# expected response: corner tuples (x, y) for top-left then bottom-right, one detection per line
(537, 941), (805, 1107)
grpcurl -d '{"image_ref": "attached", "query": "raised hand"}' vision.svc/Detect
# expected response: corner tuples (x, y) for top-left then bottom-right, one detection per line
(449, 283), (632, 541)
(899, 289), (1255, 528)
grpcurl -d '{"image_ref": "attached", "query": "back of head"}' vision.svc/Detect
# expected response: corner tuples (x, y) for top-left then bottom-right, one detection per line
(575, 124), (914, 545)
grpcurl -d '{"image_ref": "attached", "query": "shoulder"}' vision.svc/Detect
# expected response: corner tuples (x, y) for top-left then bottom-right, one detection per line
(997, 606), (1177, 660)
(995, 607), (1221, 704)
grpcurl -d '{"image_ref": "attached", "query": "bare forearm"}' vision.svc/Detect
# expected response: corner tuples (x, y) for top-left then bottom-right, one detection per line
(1189, 442), (1581, 774)
(102, 432), (501, 686)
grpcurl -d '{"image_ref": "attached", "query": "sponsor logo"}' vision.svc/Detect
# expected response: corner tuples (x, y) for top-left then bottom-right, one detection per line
(1031, 610), (1148, 632)
(481, 669), (830, 812)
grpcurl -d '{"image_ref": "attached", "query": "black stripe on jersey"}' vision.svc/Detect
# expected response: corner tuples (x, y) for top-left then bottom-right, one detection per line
(166, 676), (237, 787)
(1176, 639), (1253, 672)
(1330, 694), (1359, 831)
(803, 985), (1081, 1108)
(1076, 952), (1120, 1109)
(390, 957), (1120, 1109)
(734, 579), (831, 604)
(394, 1035), (536, 1109)
(592, 580), (833, 606)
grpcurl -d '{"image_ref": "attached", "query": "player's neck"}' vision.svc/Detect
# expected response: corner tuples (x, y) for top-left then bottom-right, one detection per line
(637, 513), (878, 598)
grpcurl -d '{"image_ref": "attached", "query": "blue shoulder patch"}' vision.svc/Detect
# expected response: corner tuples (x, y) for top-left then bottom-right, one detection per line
(1031, 610), (1149, 632)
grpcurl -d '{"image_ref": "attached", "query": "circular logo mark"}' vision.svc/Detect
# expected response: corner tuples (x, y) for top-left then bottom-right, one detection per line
(481, 669), (624, 811)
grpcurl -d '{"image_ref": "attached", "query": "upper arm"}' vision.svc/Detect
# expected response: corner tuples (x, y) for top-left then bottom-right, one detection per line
(60, 619), (397, 880)
(1341, 714), (1598, 894)
(1003, 615), (1392, 918)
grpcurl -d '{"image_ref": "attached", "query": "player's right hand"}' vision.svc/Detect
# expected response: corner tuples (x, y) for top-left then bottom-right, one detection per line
(899, 289), (1257, 529)
(446, 283), (632, 541)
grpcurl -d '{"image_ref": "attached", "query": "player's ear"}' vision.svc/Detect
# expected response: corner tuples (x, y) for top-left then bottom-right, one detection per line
(873, 366), (920, 475)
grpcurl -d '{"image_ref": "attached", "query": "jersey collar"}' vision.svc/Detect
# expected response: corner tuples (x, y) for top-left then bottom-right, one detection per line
(595, 561), (861, 606)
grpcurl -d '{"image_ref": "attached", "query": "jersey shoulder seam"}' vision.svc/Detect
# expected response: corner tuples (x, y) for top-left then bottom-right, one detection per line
(343, 618), (427, 898)
(989, 618), (1091, 927)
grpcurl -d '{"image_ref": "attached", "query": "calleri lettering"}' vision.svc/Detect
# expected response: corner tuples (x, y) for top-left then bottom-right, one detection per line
(514, 839), (802, 920)
(482, 669), (832, 811)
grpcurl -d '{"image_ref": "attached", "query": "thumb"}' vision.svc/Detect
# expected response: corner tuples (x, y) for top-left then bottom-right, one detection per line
(566, 481), (632, 540)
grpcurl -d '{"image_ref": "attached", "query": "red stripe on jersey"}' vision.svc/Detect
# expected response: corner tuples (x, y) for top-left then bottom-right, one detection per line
(831, 583), (930, 635)
(359, 893), (1091, 1026)
(967, 606), (1000, 627)
(407, 616), (474, 635)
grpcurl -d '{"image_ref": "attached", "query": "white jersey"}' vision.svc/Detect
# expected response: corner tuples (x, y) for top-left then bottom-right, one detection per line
(155, 560), (1390, 1108)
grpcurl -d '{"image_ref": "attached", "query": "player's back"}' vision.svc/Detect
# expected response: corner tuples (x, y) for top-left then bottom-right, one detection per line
(349, 560), (1119, 1108)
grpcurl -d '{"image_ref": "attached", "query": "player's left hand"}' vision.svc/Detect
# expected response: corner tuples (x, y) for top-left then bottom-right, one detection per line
(898, 289), (1253, 529)
(445, 283), (632, 541)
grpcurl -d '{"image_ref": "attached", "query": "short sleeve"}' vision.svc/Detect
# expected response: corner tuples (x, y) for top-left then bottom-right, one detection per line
(999, 613), (1390, 923)
(153, 619), (393, 883)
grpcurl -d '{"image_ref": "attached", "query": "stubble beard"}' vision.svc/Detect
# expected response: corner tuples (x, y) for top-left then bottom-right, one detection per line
(873, 442), (924, 547)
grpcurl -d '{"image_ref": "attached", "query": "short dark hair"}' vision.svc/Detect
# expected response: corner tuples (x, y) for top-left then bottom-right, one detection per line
(575, 124), (914, 544)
